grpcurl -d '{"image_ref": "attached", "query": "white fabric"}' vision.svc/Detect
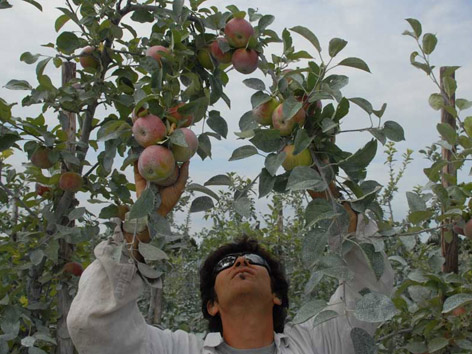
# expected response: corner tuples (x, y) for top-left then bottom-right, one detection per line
(67, 218), (394, 354)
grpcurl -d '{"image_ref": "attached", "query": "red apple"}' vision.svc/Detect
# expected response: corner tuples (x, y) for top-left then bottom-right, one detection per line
(224, 18), (254, 48)
(137, 145), (175, 182)
(167, 103), (193, 127)
(253, 98), (279, 126)
(155, 164), (179, 187)
(272, 103), (306, 136)
(209, 38), (232, 64)
(59, 172), (83, 192)
(117, 204), (129, 220)
(79, 46), (99, 69)
(63, 262), (83, 276)
(452, 306), (467, 316)
(146, 45), (170, 63)
(464, 219), (472, 239)
(35, 183), (51, 197)
(282, 145), (313, 171)
(232, 48), (258, 74)
(132, 114), (167, 147)
(170, 128), (198, 162)
(31, 146), (55, 169)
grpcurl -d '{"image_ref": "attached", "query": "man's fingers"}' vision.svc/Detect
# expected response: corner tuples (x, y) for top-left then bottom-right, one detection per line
(176, 161), (190, 189)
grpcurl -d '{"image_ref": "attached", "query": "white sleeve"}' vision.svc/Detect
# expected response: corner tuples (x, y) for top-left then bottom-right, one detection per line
(285, 216), (394, 354)
(66, 223), (203, 354)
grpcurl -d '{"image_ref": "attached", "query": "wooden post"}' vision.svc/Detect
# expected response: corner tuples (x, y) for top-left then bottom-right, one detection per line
(56, 62), (76, 354)
(440, 66), (459, 274)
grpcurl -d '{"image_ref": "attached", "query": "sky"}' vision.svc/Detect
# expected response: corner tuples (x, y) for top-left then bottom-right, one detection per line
(1, 0), (472, 233)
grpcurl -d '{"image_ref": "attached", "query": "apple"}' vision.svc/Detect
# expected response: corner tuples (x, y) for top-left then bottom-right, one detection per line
(59, 172), (83, 192)
(253, 98), (279, 126)
(272, 103), (306, 136)
(31, 146), (54, 169)
(452, 306), (466, 316)
(131, 106), (149, 124)
(464, 219), (472, 239)
(63, 262), (83, 276)
(117, 204), (129, 220)
(197, 48), (215, 70)
(35, 183), (51, 197)
(167, 103), (193, 127)
(224, 17), (254, 48)
(170, 128), (198, 162)
(137, 145), (175, 182)
(156, 165), (179, 187)
(282, 145), (313, 171)
(209, 38), (232, 64)
(79, 46), (99, 69)
(232, 48), (258, 74)
(146, 45), (170, 63)
(132, 114), (167, 147)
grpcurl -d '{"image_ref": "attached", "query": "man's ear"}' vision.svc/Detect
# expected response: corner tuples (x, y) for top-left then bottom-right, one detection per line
(207, 300), (219, 316)
(273, 295), (282, 306)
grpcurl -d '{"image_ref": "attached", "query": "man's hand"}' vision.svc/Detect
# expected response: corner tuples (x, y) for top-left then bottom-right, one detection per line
(124, 162), (189, 260)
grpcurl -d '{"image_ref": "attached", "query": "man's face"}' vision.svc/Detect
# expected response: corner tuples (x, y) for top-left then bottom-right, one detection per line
(207, 253), (281, 316)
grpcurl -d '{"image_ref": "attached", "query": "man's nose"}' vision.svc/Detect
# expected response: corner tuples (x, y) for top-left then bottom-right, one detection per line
(234, 255), (249, 267)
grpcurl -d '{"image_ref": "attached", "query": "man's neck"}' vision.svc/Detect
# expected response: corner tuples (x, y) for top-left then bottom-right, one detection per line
(218, 299), (275, 349)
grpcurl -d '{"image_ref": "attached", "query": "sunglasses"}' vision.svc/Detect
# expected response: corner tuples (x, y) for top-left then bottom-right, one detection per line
(214, 253), (271, 275)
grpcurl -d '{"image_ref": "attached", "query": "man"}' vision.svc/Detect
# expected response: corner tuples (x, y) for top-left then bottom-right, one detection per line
(67, 162), (393, 353)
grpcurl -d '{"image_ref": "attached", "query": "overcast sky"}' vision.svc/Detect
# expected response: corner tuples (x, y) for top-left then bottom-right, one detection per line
(1, 0), (471, 232)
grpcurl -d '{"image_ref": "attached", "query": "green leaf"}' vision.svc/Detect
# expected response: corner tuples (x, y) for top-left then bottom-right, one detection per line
(204, 174), (231, 186)
(0, 98), (12, 122)
(30, 249), (44, 266)
(97, 120), (131, 142)
(305, 199), (339, 228)
(354, 292), (398, 322)
(172, 0), (184, 18)
(408, 210), (433, 224)
(328, 38), (348, 57)
(258, 14), (274, 31)
(138, 243), (169, 261)
(56, 32), (81, 54)
(437, 122), (457, 145)
(302, 229), (329, 267)
(351, 328), (377, 354)
(0, 133), (21, 151)
(339, 140), (377, 182)
(186, 183), (220, 201)
(443, 76), (457, 98)
(442, 293), (472, 313)
(293, 299), (326, 324)
(349, 97), (373, 114)
(249, 129), (283, 153)
(259, 168), (275, 198)
(36, 58), (51, 78)
(464, 116), (472, 137)
(456, 98), (472, 111)
(197, 133), (212, 160)
(405, 342), (427, 354)
(28, 347), (48, 354)
(251, 91), (271, 109)
(293, 129), (313, 155)
(69, 207), (86, 220)
(422, 33), (437, 55)
(383, 121), (405, 142)
(20, 52), (40, 64)
(98, 204), (118, 219)
(264, 152), (286, 176)
(406, 191), (426, 212)
(282, 97), (303, 120)
(234, 197), (251, 218)
(128, 188), (155, 219)
(22, 0), (42, 11)
(243, 78), (266, 91)
(290, 26), (321, 53)
(137, 262), (162, 279)
(429, 93), (444, 110)
(312, 310), (338, 327)
(190, 196), (214, 212)
(229, 145), (258, 161)
(287, 166), (326, 192)
(5, 79), (32, 90)
(55, 14), (70, 32)
(337, 57), (371, 73)
(406, 18), (422, 38)
(427, 337), (449, 352)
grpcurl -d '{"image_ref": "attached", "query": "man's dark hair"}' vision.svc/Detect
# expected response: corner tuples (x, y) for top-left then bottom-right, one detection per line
(199, 235), (289, 333)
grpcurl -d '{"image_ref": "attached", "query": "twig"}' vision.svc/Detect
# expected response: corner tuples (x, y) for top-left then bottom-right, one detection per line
(0, 183), (41, 224)
(377, 327), (414, 342)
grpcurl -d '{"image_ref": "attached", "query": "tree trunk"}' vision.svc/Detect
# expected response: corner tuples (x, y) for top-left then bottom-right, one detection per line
(55, 62), (77, 354)
(440, 66), (458, 274)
